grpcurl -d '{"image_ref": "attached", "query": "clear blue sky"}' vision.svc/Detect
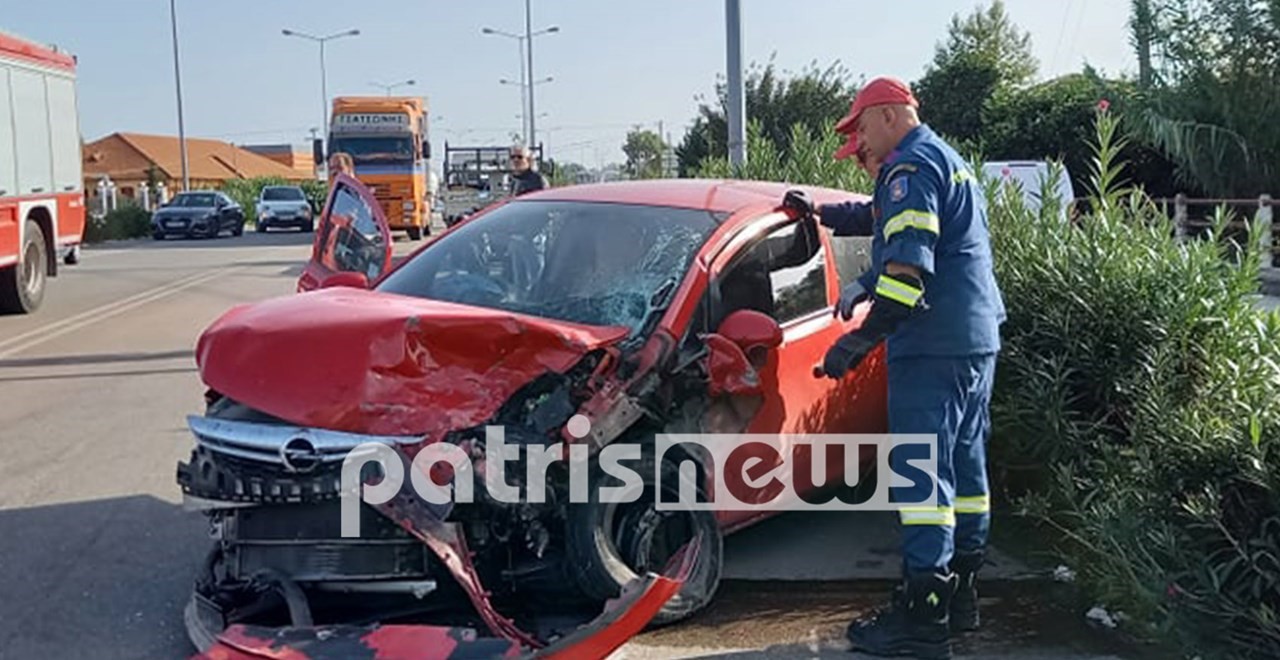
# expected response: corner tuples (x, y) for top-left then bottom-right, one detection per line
(3, 0), (1133, 168)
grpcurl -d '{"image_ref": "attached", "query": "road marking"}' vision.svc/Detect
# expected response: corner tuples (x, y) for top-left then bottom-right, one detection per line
(0, 268), (218, 353)
(0, 267), (243, 359)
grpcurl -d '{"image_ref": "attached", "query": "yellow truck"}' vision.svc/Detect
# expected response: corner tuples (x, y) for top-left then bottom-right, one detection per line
(324, 96), (431, 239)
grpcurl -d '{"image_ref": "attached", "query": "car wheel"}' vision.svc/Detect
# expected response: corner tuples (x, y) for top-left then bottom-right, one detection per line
(0, 220), (48, 314)
(256, 221), (267, 233)
(153, 231), (165, 241)
(407, 226), (423, 241)
(565, 447), (723, 626)
(302, 220), (314, 233)
(233, 218), (244, 237)
(64, 244), (81, 265)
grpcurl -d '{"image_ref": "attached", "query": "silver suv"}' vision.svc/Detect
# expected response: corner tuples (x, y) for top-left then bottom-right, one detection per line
(255, 185), (314, 233)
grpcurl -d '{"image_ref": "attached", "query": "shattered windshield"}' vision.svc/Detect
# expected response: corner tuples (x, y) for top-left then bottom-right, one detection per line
(377, 200), (719, 335)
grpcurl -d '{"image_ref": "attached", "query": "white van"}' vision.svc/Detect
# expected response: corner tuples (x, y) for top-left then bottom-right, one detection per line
(981, 161), (1076, 219)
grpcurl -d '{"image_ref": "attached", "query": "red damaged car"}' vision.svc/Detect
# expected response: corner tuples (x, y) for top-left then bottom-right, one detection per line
(177, 173), (888, 658)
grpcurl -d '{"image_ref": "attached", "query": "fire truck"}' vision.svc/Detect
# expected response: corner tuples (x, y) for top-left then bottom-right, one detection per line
(0, 29), (85, 314)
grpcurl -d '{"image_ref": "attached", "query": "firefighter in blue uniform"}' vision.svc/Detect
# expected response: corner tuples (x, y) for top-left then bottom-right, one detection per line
(784, 77), (1005, 659)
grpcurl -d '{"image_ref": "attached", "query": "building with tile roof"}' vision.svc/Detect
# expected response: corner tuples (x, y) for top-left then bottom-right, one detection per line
(82, 132), (311, 204)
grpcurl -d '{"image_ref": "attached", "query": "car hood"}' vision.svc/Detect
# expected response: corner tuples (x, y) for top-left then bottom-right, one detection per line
(195, 287), (630, 437)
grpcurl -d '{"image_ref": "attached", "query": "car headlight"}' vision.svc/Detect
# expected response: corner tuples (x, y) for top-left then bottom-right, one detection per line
(260, 208), (273, 217)
(402, 201), (415, 211)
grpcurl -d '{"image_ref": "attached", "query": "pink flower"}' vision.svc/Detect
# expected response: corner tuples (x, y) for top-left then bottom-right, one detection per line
(1097, 99), (1111, 112)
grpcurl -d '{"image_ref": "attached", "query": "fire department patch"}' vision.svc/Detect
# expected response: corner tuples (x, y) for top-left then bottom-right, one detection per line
(889, 176), (909, 202)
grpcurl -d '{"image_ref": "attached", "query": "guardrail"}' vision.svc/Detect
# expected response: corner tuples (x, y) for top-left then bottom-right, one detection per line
(1152, 194), (1278, 270)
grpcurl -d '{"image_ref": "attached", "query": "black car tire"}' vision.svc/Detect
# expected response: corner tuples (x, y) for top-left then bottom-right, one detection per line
(565, 447), (722, 626)
(64, 244), (81, 266)
(256, 221), (267, 233)
(407, 226), (423, 241)
(0, 220), (48, 314)
(153, 231), (165, 241)
(303, 220), (314, 233)
(232, 218), (244, 237)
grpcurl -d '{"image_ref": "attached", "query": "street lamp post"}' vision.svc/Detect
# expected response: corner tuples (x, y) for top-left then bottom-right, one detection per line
(725, 0), (746, 169)
(371, 79), (415, 96)
(282, 28), (360, 135)
(168, 0), (190, 191)
(481, 18), (557, 147)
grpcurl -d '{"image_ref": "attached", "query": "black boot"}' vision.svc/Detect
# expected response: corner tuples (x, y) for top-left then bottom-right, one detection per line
(847, 571), (956, 659)
(949, 550), (984, 632)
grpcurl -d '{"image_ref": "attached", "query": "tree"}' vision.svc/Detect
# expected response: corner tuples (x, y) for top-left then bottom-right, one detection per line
(983, 70), (1185, 198)
(1128, 0), (1280, 196)
(934, 0), (1037, 85)
(549, 161), (589, 186)
(913, 0), (1038, 145)
(623, 129), (667, 180)
(676, 57), (856, 176)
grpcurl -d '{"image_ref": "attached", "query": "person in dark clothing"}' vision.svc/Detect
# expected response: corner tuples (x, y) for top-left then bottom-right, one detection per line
(509, 145), (548, 196)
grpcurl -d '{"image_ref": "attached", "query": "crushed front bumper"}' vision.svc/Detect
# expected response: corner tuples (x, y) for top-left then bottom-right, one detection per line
(178, 413), (694, 659)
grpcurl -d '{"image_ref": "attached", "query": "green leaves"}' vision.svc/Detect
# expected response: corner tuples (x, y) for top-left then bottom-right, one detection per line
(691, 121), (873, 194)
(987, 105), (1280, 659)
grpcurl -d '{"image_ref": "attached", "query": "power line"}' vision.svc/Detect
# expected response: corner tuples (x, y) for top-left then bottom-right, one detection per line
(1067, 0), (1090, 72)
(1051, 0), (1076, 74)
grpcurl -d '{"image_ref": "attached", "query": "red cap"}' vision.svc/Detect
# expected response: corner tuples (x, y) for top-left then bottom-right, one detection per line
(834, 133), (859, 161)
(832, 76), (918, 160)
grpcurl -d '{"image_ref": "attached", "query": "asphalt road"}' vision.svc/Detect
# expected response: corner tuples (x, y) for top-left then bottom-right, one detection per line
(0, 231), (1145, 659)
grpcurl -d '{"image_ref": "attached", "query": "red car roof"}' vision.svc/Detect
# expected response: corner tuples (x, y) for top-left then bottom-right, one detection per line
(517, 178), (867, 217)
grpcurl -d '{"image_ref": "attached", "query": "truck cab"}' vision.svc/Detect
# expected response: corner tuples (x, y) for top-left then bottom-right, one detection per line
(323, 97), (431, 240)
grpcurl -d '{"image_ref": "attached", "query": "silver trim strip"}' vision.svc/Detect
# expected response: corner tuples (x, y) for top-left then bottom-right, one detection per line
(186, 415), (421, 465)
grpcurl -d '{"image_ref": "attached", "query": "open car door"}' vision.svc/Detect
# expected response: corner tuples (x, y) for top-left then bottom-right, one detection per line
(297, 173), (393, 292)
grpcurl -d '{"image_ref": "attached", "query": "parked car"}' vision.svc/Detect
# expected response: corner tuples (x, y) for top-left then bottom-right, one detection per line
(255, 185), (314, 233)
(152, 191), (244, 240)
(178, 174), (888, 656)
(982, 160), (1076, 220)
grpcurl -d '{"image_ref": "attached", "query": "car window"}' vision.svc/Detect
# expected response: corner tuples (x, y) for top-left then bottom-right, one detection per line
(377, 200), (719, 335)
(715, 220), (826, 326)
(172, 193), (216, 208)
(262, 187), (305, 201)
(321, 184), (388, 281)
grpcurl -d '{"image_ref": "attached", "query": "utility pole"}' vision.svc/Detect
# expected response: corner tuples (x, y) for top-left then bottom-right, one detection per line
(725, 0), (746, 169)
(522, 0), (537, 148)
(282, 28), (361, 137)
(168, 0), (190, 191)
(483, 22), (557, 146)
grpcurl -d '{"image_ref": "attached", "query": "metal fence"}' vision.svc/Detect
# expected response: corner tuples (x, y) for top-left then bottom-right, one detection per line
(1154, 194), (1278, 269)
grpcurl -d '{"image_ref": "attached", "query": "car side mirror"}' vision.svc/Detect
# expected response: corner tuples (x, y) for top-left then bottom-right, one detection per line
(704, 309), (783, 397)
(717, 309), (783, 366)
(319, 271), (370, 290)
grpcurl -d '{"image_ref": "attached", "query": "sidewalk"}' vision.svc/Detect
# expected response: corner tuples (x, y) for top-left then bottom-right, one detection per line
(614, 511), (1146, 660)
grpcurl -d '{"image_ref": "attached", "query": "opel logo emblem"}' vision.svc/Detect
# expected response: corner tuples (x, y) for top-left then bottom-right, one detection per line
(280, 436), (321, 473)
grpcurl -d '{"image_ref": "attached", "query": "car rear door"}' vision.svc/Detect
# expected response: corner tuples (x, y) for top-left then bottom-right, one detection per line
(297, 173), (393, 292)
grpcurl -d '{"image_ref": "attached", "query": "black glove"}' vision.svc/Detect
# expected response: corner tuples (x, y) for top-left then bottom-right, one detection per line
(821, 331), (879, 379)
(782, 189), (815, 218)
(817, 271), (928, 379)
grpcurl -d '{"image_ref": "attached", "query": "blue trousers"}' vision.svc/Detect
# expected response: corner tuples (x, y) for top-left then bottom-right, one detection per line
(887, 353), (996, 574)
